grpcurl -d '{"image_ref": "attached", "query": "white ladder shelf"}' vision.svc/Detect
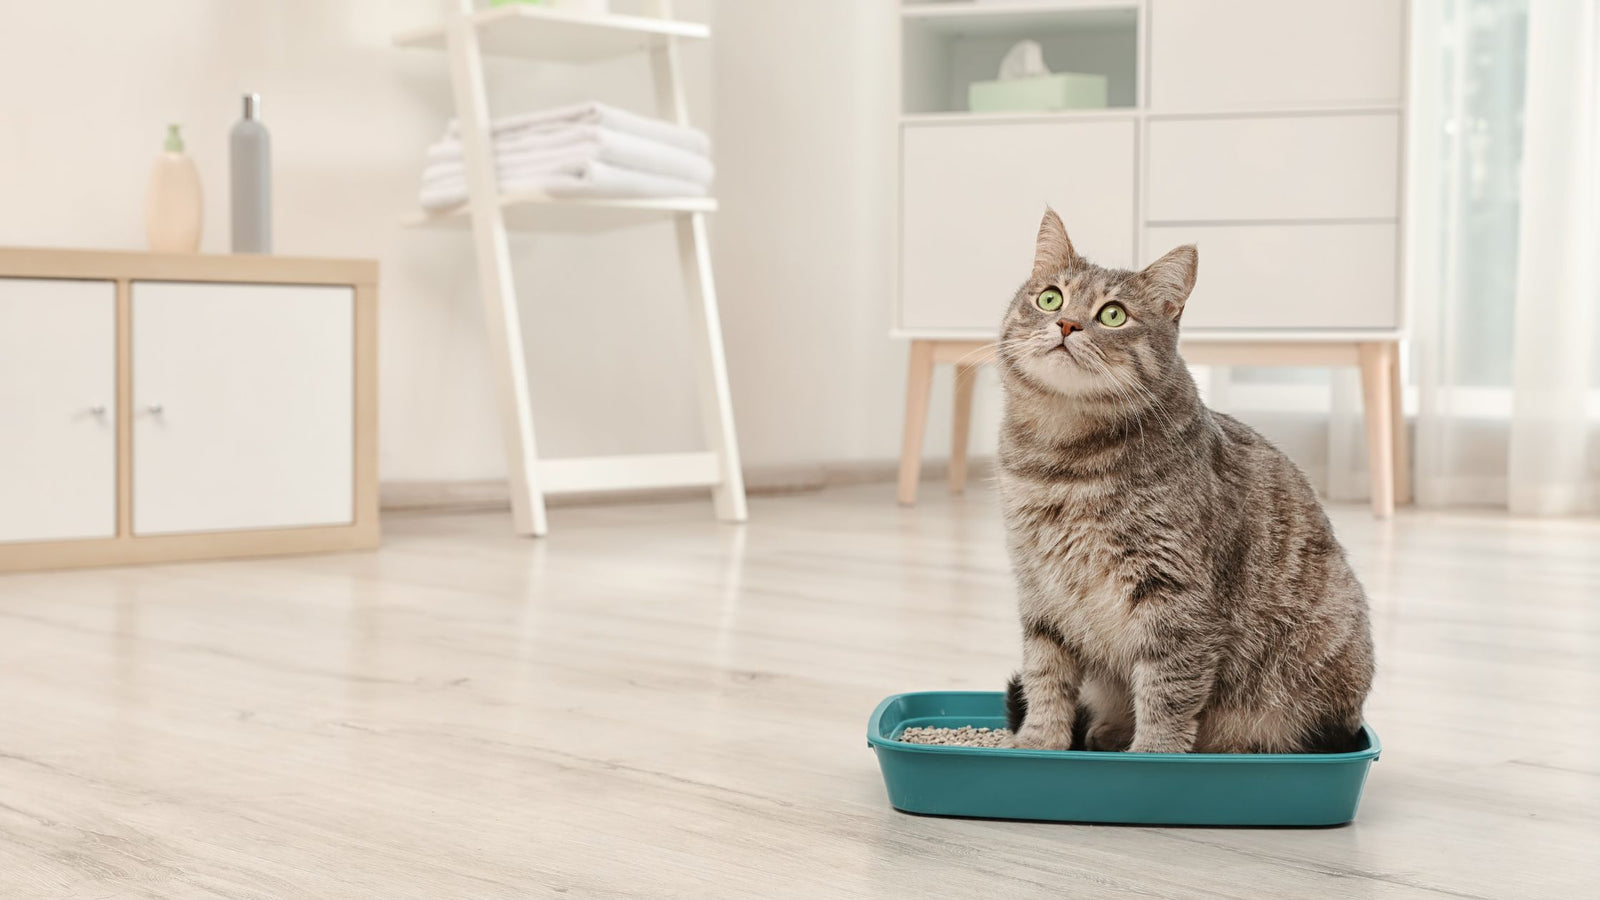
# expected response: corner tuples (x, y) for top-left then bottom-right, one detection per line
(396, 1), (746, 537)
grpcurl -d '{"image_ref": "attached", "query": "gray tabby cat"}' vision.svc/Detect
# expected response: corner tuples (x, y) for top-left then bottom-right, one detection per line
(999, 209), (1373, 754)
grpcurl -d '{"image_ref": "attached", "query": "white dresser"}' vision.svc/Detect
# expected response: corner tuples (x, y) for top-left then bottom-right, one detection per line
(894, 0), (1411, 516)
(0, 249), (379, 571)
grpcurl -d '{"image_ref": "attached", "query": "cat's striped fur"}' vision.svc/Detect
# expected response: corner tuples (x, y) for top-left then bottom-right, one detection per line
(998, 209), (1373, 753)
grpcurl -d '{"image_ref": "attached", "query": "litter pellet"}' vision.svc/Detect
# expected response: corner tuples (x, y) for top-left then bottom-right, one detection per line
(897, 725), (1012, 748)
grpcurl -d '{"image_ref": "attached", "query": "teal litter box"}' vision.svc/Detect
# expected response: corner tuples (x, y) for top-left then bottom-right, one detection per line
(868, 691), (1379, 827)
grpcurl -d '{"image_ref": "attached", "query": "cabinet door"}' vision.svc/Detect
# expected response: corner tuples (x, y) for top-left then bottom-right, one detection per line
(131, 282), (353, 535)
(0, 279), (117, 543)
(1149, 0), (1403, 111)
(900, 119), (1136, 333)
(1146, 114), (1401, 223)
(1147, 223), (1398, 331)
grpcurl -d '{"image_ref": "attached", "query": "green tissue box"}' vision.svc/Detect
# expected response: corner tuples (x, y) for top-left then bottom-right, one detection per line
(968, 73), (1109, 113)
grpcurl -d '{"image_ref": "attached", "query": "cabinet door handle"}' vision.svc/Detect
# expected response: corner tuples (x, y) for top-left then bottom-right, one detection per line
(145, 403), (164, 415)
(88, 404), (107, 417)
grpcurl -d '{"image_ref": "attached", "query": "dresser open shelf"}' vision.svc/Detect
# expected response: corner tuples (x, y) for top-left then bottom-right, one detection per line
(901, 1), (1138, 114)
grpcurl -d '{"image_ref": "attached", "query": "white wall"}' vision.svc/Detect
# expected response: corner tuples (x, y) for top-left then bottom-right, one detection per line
(713, 1), (997, 471)
(0, 0), (992, 487)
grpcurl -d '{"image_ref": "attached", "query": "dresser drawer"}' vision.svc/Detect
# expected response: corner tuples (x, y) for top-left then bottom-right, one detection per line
(1146, 223), (1399, 331)
(1146, 114), (1400, 223)
(1149, 0), (1403, 111)
(900, 119), (1136, 333)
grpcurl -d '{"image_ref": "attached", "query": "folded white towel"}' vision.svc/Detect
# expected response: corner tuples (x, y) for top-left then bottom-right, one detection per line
(418, 160), (710, 211)
(423, 126), (714, 188)
(446, 102), (710, 156)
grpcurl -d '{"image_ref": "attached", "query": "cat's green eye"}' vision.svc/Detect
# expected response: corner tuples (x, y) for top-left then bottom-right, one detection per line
(1037, 288), (1064, 312)
(1097, 303), (1128, 327)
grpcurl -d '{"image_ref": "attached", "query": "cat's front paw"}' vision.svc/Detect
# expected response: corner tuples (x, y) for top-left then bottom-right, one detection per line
(1127, 736), (1194, 754)
(1007, 724), (1073, 751)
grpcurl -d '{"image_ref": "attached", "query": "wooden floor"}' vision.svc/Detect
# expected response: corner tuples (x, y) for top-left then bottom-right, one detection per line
(2, 483), (1597, 899)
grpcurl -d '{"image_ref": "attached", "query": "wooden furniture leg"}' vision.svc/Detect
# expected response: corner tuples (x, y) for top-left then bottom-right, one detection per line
(949, 363), (977, 495)
(1387, 341), (1412, 505)
(1359, 342), (1396, 518)
(897, 340), (936, 505)
(908, 337), (1403, 517)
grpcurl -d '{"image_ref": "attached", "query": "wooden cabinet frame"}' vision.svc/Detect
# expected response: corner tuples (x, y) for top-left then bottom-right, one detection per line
(0, 248), (379, 572)
(898, 337), (1411, 518)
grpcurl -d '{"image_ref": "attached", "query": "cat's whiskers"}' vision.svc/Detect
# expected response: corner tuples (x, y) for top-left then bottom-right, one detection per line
(1122, 374), (1184, 441)
(952, 341), (1000, 370)
(981, 338), (1042, 370)
(1087, 342), (1185, 438)
(1124, 368), (1188, 438)
(1079, 349), (1149, 446)
(1070, 341), (1144, 421)
(1053, 340), (1138, 440)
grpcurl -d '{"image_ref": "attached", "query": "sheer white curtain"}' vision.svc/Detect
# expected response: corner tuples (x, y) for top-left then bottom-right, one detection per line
(1338, 0), (1600, 514)
(1505, 0), (1600, 513)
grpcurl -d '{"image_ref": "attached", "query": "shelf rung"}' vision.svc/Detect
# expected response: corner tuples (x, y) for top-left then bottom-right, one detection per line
(404, 195), (718, 232)
(393, 6), (709, 62)
(537, 452), (722, 494)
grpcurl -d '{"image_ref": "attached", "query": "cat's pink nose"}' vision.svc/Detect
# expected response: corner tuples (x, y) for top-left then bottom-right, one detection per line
(1058, 319), (1082, 336)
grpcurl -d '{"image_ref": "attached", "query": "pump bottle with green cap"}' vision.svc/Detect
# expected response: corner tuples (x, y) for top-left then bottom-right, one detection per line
(145, 124), (203, 253)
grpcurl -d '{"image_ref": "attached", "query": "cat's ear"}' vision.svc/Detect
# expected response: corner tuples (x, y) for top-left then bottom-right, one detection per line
(1138, 244), (1198, 319)
(1033, 207), (1080, 277)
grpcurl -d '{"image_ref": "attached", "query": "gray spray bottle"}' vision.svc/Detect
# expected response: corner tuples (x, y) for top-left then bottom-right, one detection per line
(230, 93), (272, 253)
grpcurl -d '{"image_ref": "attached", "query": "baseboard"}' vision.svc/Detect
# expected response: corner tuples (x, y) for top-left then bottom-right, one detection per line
(380, 457), (997, 512)
(379, 456), (1354, 513)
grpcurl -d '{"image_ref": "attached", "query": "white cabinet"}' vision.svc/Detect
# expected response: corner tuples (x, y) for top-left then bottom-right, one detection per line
(0, 249), (377, 572)
(131, 282), (355, 535)
(893, 2), (1414, 516)
(0, 278), (116, 543)
(899, 119), (1136, 333)
(895, 3), (1408, 338)
(1148, 0), (1403, 111)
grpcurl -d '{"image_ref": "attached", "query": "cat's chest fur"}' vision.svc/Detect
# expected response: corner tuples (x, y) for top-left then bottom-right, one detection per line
(1003, 475), (1180, 670)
